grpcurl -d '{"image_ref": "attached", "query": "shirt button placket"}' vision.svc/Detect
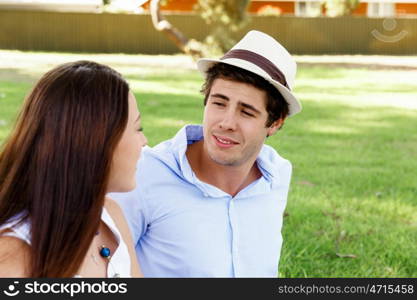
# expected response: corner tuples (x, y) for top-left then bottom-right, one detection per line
(228, 196), (239, 277)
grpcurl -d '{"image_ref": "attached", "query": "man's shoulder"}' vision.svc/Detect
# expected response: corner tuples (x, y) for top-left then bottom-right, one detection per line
(260, 144), (291, 167)
(138, 125), (196, 175)
(258, 144), (292, 185)
(136, 140), (185, 185)
(138, 144), (175, 172)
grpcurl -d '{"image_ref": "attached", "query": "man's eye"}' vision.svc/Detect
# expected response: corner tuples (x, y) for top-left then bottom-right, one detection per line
(242, 111), (254, 117)
(213, 102), (225, 106)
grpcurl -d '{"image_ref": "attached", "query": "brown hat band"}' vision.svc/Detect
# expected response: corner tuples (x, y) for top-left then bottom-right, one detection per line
(221, 49), (290, 90)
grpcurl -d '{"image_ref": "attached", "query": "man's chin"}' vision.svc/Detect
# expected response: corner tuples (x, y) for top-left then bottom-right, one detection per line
(208, 152), (240, 167)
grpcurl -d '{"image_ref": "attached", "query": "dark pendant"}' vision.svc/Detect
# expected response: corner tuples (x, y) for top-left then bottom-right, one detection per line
(99, 246), (111, 259)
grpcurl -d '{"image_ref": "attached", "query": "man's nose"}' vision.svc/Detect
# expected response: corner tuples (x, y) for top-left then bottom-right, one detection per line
(218, 109), (237, 131)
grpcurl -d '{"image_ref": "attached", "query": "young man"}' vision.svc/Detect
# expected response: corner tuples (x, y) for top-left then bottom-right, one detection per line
(111, 30), (302, 277)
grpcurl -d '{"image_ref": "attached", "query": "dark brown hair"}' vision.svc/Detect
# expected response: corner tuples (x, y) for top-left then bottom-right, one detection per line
(201, 63), (289, 127)
(0, 61), (129, 277)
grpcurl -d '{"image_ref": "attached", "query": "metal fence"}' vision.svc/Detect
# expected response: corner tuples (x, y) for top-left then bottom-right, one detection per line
(0, 10), (416, 54)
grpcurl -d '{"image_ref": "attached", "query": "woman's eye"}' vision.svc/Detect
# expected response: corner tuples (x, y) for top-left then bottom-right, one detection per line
(137, 127), (143, 132)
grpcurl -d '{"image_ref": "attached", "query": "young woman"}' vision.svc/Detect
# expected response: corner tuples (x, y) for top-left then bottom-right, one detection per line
(0, 61), (147, 277)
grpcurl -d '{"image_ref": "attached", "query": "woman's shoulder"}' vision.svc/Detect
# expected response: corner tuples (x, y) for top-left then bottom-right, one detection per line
(104, 197), (130, 240)
(104, 197), (125, 221)
(0, 235), (31, 277)
(104, 197), (143, 277)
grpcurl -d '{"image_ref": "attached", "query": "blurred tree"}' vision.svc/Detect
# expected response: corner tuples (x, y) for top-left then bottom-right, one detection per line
(195, 0), (250, 56)
(150, 0), (250, 59)
(324, 0), (360, 17)
(150, 0), (203, 59)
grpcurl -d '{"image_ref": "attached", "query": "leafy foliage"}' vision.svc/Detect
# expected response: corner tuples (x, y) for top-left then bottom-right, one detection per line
(194, 0), (250, 56)
(324, 0), (360, 17)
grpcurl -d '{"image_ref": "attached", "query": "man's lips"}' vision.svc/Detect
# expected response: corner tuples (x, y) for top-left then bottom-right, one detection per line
(212, 134), (239, 147)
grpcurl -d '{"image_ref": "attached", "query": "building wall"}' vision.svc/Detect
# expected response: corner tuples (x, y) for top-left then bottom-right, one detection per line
(142, 0), (195, 12)
(0, 10), (416, 55)
(352, 3), (368, 15)
(397, 3), (417, 15)
(142, 0), (297, 14)
(142, 0), (417, 16)
(250, 1), (295, 14)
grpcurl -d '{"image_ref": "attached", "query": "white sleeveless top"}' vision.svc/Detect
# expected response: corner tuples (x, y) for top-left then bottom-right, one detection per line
(0, 208), (131, 278)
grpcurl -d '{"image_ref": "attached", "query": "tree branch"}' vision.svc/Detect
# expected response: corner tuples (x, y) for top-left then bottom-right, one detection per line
(150, 0), (203, 59)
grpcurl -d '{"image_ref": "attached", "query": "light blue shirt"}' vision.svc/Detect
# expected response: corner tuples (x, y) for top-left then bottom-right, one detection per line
(110, 125), (292, 277)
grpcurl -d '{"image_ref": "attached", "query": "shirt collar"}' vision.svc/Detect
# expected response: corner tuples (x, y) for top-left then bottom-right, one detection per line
(169, 125), (202, 183)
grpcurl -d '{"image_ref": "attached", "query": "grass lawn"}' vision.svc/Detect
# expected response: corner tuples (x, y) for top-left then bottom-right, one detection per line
(0, 51), (416, 277)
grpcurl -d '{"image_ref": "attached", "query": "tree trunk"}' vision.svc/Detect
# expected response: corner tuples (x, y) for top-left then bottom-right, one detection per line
(150, 0), (203, 59)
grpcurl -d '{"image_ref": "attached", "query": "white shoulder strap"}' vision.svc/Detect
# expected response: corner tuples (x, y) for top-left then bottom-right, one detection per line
(0, 214), (31, 245)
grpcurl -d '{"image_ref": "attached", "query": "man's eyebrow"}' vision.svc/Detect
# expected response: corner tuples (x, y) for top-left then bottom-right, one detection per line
(239, 102), (261, 115)
(210, 93), (261, 114)
(210, 93), (229, 101)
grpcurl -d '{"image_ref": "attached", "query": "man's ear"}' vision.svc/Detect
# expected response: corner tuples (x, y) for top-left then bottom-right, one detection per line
(266, 117), (286, 137)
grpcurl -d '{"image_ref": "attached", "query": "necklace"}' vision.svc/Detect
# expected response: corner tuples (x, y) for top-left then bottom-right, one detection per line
(99, 245), (111, 259)
(91, 246), (111, 262)
(90, 231), (120, 278)
(91, 231), (111, 262)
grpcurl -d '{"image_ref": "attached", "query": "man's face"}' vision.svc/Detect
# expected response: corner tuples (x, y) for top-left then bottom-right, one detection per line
(202, 78), (282, 167)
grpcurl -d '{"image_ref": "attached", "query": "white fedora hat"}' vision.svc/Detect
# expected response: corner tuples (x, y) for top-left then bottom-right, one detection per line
(197, 30), (301, 117)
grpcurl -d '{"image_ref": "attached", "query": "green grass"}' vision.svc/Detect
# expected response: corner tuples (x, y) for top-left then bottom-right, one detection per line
(0, 51), (416, 277)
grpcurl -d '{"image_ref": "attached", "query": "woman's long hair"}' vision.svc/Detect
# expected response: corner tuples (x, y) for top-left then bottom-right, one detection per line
(0, 61), (130, 277)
